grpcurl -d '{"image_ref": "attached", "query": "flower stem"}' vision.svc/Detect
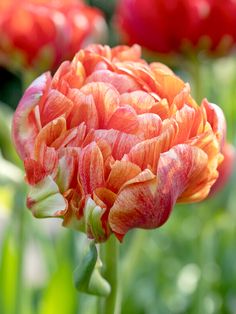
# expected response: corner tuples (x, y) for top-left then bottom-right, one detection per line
(97, 235), (120, 314)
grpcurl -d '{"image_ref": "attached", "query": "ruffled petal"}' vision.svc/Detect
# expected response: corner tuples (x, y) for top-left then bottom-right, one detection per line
(12, 72), (51, 159)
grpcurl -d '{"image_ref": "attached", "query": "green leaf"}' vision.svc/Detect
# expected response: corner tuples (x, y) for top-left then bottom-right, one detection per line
(74, 242), (111, 297)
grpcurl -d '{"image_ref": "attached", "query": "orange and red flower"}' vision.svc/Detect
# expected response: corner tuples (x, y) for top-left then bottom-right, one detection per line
(12, 44), (225, 242)
(116, 0), (236, 56)
(0, 0), (107, 72)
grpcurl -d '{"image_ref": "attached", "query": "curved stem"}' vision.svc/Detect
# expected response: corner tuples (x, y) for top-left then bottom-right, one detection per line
(97, 235), (120, 314)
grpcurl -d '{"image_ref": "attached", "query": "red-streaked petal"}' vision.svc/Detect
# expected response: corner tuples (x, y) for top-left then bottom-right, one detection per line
(34, 116), (66, 159)
(24, 158), (46, 185)
(109, 169), (156, 239)
(137, 113), (162, 139)
(83, 128), (141, 160)
(127, 122), (177, 171)
(40, 89), (74, 126)
(109, 145), (208, 239)
(120, 90), (156, 114)
(106, 160), (141, 193)
(106, 105), (139, 134)
(67, 89), (99, 129)
(12, 72), (51, 159)
(79, 142), (105, 195)
(80, 82), (119, 126)
(85, 69), (139, 93)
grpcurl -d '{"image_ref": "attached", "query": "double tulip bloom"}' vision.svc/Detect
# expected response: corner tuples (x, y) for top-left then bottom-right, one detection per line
(12, 44), (225, 242)
(116, 0), (236, 56)
(0, 0), (107, 72)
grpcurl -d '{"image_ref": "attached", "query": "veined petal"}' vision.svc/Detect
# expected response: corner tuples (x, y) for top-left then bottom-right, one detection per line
(106, 105), (139, 134)
(137, 113), (162, 139)
(109, 145), (208, 239)
(34, 116), (66, 159)
(106, 160), (141, 193)
(120, 90), (156, 114)
(24, 158), (46, 185)
(67, 89), (99, 129)
(83, 129), (141, 160)
(12, 72), (51, 159)
(109, 169), (156, 240)
(85, 69), (139, 93)
(40, 89), (74, 126)
(79, 142), (105, 195)
(80, 82), (119, 126)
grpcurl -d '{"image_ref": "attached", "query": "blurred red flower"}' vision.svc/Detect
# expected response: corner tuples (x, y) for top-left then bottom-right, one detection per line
(12, 44), (225, 242)
(116, 0), (236, 56)
(0, 0), (107, 72)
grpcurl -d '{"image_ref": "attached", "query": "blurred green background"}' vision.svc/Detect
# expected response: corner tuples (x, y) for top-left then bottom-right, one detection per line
(0, 1), (236, 314)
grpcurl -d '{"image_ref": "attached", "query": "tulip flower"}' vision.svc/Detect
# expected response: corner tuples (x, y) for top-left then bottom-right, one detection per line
(12, 44), (225, 242)
(116, 0), (236, 56)
(0, 0), (107, 73)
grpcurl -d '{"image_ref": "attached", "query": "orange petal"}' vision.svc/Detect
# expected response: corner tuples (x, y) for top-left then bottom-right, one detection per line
(109, 144), (208, 239)
(34, 116), (66, 159)
(127, 123), (177, 172)
(150, 66), (185, 104)
(67, 89), (99, 129)
(83, 129), (141, 160)
(137, 113), (162, 139)
(40, 89), (74, 126)
(120, 90), (156, 114)
(106, 105), (139, 134)
(81, 82), (119, 127)
(86, 69), (139, 93)
(106, 160), (141, 193)
(108, 169), (156, 239)
(79, 142), (105, 195)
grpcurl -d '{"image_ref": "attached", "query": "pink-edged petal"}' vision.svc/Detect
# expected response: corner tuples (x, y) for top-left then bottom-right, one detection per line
(108, 169), (156, 240)
(137, 113), (162, 139)
(202, 99), (226, 145)
(12, 72), (51, 159)
(120, 90), (156, 114)
(83, 129), (141, 160)
(106, 105), (139, 134)
(85, 69), (140, 93)
(79, 142), (105, 195)
(80, 82), (119, 126)
(67, 89), (99, 129)
(40, 89), (74, 126)
(106, 160), (141, 193)
(109, 145), (208, 239)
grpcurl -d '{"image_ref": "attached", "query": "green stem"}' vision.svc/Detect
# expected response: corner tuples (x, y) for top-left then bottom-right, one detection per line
(97, 235), (120, 314)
